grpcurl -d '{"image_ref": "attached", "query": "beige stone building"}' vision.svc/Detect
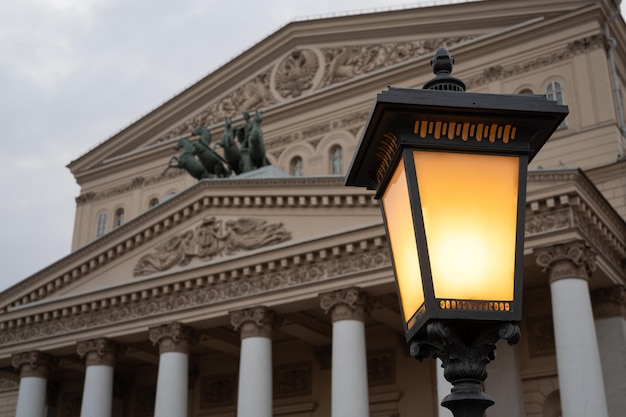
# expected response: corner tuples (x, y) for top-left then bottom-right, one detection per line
(1, 0), (625, 416)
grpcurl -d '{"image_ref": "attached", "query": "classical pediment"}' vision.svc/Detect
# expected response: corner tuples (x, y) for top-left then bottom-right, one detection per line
(67, 0), (594, 175)
(0, 177), (381, 310)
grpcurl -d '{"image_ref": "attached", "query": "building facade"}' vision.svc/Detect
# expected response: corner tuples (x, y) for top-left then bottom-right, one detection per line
(1, 1), (625, 416)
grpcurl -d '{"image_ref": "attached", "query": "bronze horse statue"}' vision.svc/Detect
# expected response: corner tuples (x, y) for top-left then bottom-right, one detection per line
(214, 117), (243, 174)
(163, 137), (209, 180)
(247, 111), (270, 170)
(191, 126), (230, 178)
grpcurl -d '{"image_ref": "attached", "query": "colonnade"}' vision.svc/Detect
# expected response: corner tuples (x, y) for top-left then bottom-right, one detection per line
(11, 287), (371, 417)
(10, 242), (615, 417)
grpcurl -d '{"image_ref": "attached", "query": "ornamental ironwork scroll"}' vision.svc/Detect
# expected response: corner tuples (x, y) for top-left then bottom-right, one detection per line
(134, 217), (291, 276)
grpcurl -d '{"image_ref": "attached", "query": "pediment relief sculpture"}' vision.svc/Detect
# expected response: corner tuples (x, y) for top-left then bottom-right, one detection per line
(134, 217), (291, 276)
(156, 37), (472, 144)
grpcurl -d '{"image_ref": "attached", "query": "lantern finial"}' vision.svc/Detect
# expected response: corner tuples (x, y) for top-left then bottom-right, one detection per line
(423, 48), (466, 92)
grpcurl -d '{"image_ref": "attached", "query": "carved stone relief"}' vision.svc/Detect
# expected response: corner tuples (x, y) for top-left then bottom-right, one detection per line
(0, 378), (18, 390)
(367, 349), (396, 386)
(272, 49), (321, 100)
(134, 217), (291, 276)
(527, 315), (555, 357)
(200, 373), (237, 408)
(319, 38), (472, 88)
(525, 208), (572, 236)
(0, 248), (390, 345)
(274, 362), (312, 398)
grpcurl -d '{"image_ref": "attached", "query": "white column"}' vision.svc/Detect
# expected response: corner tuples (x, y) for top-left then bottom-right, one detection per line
(230, 306), (280, 417)
(12, 351), (50, 417)
(320, 287), (369, 417)
(77, 338), (117, 417)
(535, 241), (609, 417)
(149, 322), (192, 417)
(592, 286), (626, 417)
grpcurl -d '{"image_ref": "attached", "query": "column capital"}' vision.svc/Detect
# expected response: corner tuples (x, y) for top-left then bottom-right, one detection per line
(534, 241), (596, 282)
(230, 306), (282, 339)
(319, 287), (368, 323)
(11, 351), (52, 378)
(77, 338), (118, 367)
(149, 322), (193, 354)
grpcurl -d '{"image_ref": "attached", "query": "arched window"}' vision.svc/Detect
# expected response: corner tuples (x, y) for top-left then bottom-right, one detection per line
(330, 145), (343, 175)
(96, 212), (107, 237)
(114, 208), (125, 228)
(290, 157), (303, 177)
(148, 197), (159, 208)
(546, 81), (567, 129)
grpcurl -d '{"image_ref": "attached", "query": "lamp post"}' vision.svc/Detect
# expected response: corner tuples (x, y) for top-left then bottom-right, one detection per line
(345, 49), (568, 417)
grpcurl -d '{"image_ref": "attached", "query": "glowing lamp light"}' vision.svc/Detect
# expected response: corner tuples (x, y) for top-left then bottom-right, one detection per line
(346, 85), (567, 343)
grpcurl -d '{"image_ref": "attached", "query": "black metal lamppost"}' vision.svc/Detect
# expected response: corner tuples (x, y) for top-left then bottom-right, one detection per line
(345, 49), (568, 417)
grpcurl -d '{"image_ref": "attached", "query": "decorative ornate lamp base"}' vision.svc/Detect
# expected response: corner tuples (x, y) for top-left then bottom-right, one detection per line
(410, 321), (520, 417)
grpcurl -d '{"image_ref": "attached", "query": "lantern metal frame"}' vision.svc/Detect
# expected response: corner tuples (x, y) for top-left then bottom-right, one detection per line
(346, 86), (568, 344)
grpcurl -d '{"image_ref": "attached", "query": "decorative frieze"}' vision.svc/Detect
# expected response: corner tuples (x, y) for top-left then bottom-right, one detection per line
(319, 287), (369, 322)
(230, 307), (282, 339)
(149, 322), (193, 354)
(11, 351), (52, 378)
(534, 241), (596, 282)
(0, 244), (390, 346)
(134, 217), (292, 276)
(76, 338), (118, 367)
(466, 34), (607, 89)
(591, 285), (626, 319)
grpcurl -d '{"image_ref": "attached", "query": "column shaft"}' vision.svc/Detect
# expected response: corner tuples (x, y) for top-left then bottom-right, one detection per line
(12, 351), (50, 417)
(230, 307), (280, 417)
(551, 278), (608, 417)
(535, 242), (609, 417)
(150, 322), (192, 417)
(320, 287), (370, 417)
(77, 338), (117, 417)
(238, 336), (272, 417)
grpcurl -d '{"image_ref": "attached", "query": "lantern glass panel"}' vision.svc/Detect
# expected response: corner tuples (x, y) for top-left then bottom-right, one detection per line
(382, 157), (425, 323)
(413, 150), (519, 302)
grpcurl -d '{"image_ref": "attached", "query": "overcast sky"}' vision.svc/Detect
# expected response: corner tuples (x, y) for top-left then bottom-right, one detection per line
(1, 0), (624, 292)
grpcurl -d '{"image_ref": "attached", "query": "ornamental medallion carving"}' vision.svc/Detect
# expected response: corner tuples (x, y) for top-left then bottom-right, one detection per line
(11, 351), (51, 378)
(319, 287), (369, 322)
(134, 217), (291, 276)
(230, 307), (282, 339)
(149, 322), (193, 354)
(534, 241), (597, 282)
(525, 208), (572, 236)
(272, 49), (321, 99)
(527, 315), (555, 357)
(367, 350), (395, 386)
(76, 338), (117, 366)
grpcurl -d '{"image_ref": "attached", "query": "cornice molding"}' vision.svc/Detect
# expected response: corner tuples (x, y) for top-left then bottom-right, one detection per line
(0, 178), (376, 312)
(526, 170), (626, 276)
(0, 236), (390, 347)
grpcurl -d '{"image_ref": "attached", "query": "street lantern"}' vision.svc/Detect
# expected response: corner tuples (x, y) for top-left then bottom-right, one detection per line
(345, 49), (568, 417)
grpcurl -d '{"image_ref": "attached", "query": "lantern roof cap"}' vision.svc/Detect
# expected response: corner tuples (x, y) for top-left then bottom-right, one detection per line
(345, 87), (568, 190)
